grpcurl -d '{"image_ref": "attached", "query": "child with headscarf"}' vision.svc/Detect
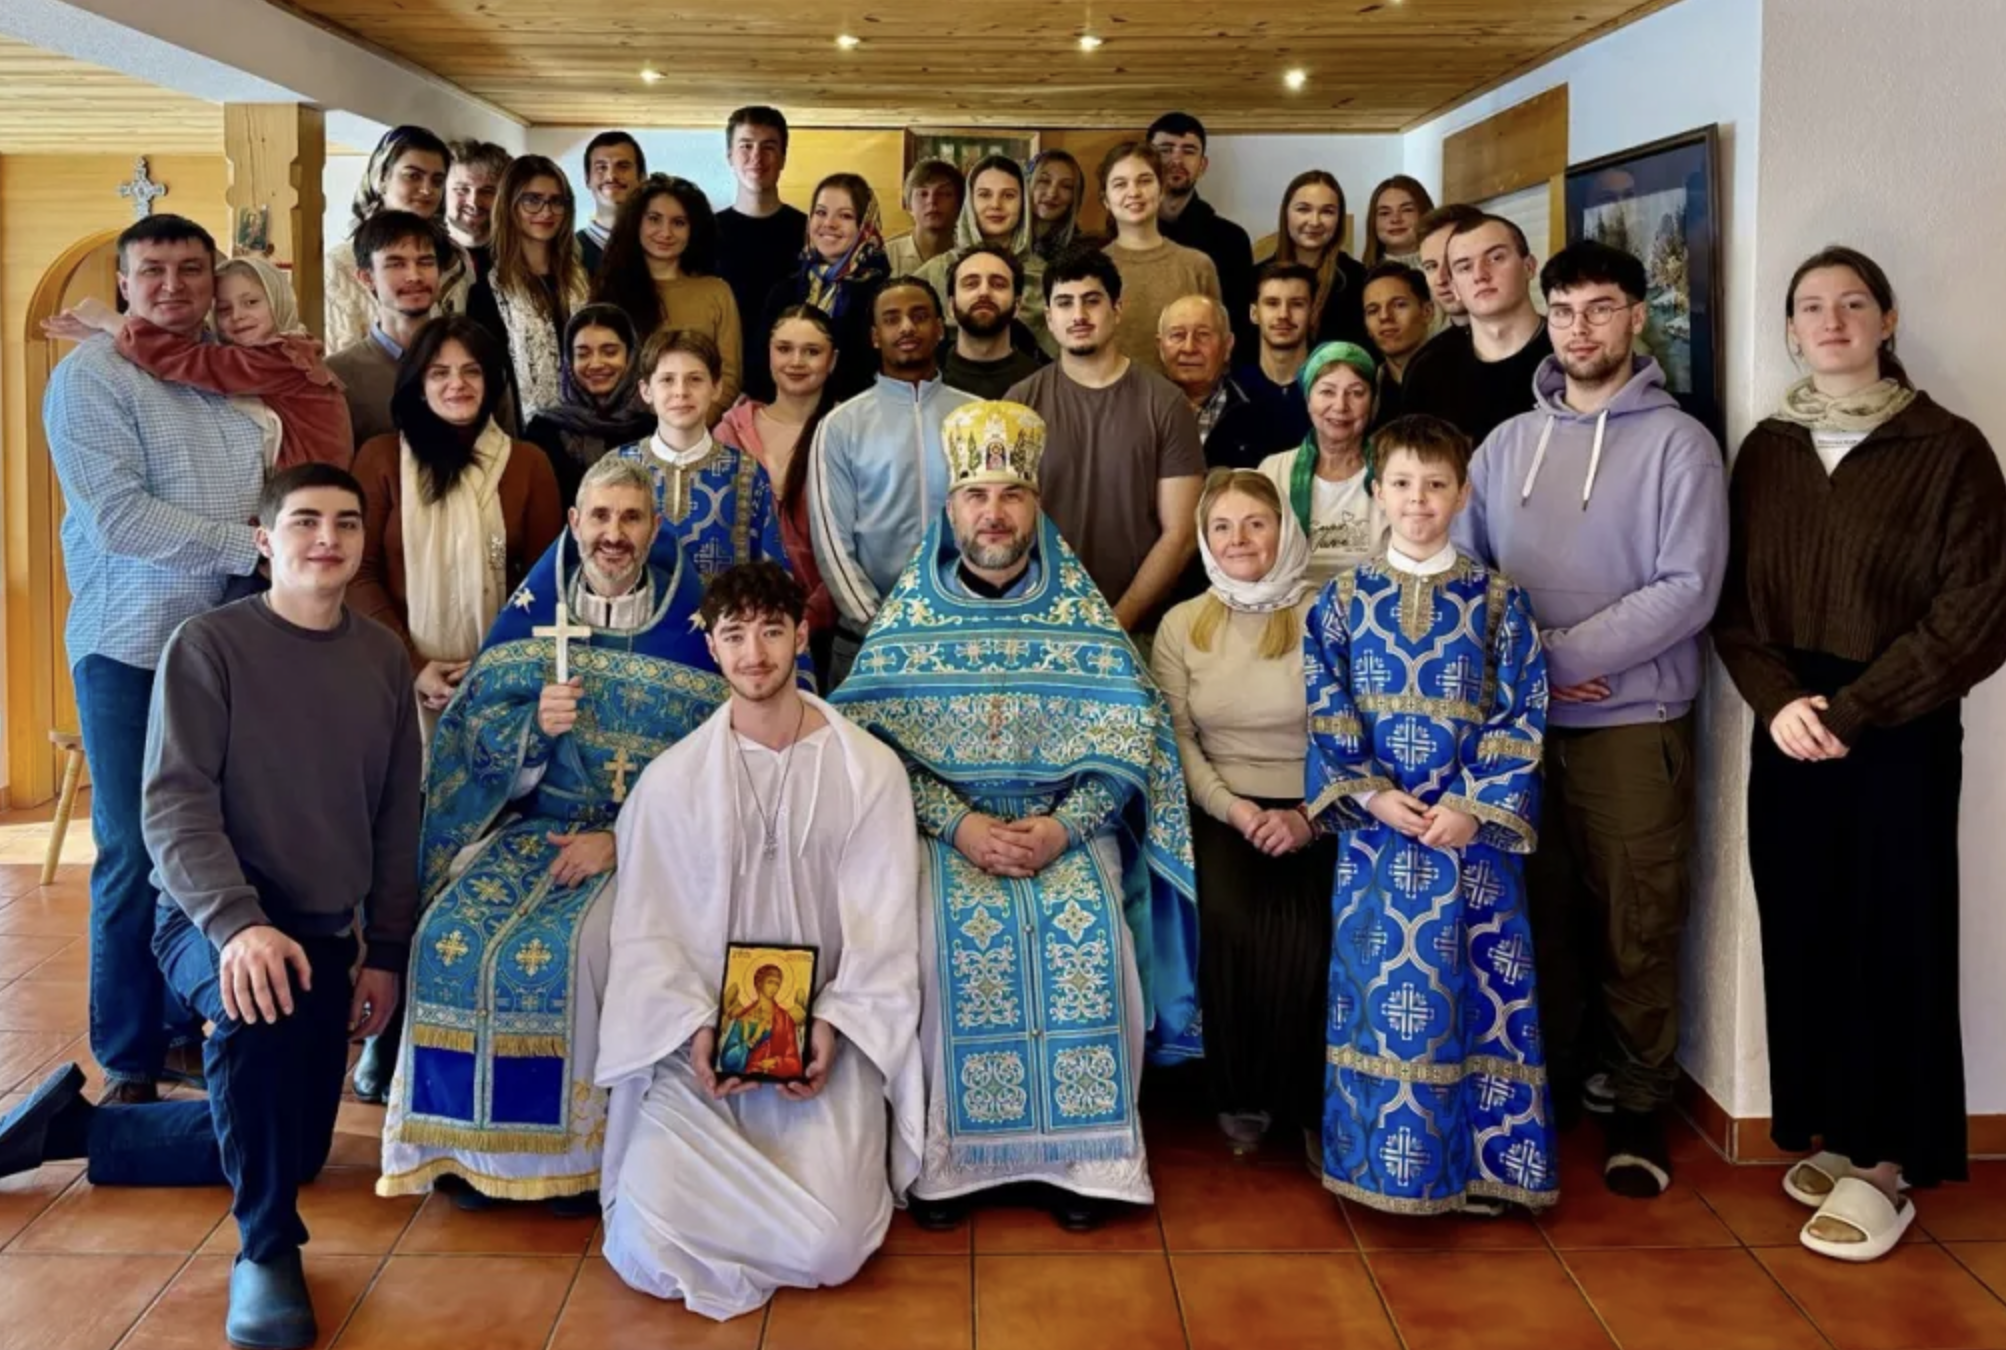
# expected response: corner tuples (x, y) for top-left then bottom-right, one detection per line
(43, 254), (354, 470)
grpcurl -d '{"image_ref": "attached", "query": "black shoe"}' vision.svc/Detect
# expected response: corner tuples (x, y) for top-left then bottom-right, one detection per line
(909, 1195), (967, 1232)
(435, 1173), (496, 1212)
(225, 1250), (317, 1350)
(1603, 1109), (1672, 1199)
(0, 1064), (86, 1179)
(161, 1040), (208, 1091)
(98, 1079), (158, 1106)
(1051, 1194), (1107, 1233)
(350, 1025), (398, 1105)
(548, 1190), (600, 1219)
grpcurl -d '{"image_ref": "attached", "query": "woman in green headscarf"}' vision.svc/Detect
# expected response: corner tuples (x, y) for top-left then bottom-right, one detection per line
(1255, 341), (1388, 585)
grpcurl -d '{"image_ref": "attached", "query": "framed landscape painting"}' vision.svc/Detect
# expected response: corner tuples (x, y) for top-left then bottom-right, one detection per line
(904, 127), (1042, 175)
(1565, 125), (1724, 441)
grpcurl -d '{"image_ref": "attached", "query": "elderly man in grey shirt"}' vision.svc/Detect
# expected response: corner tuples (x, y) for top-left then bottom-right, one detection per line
(0, 462), (421, 1350)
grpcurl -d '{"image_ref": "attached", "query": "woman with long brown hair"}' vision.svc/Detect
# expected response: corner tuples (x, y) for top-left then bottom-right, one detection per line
(466, 155), (590, 420)
(1270, 170), (1370, 348)
(1715, 244), (2006, 1262)
(1362, 174), (1437, 268)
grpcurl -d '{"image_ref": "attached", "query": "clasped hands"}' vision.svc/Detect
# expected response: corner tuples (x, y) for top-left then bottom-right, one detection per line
(953, 813), (1068, 878)
(1770, 695), (1849, 762)
(691, 1020), (839, 1103)
(1366, 791), (1480, 851)
(416, 658), (472, 710)
(1227, 800), (1315, 856)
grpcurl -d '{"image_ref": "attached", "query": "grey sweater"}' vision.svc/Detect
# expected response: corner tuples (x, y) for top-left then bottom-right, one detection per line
(141, 596), (423, 972)
(326, 335), (398, 453)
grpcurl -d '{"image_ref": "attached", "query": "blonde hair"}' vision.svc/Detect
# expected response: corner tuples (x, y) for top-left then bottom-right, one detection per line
(1190, 469), (1301, 661)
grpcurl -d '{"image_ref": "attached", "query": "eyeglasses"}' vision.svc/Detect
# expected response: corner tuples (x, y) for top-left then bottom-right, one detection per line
(516, 192), (570, 216)
(1548, 300), (1637, 329)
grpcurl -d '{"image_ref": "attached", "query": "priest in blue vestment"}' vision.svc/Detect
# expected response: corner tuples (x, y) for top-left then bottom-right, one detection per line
(1303, 413), (1557, 1216)
(611, 328), (786, 583)
(379, 456), (730, 1205)
(831, 400), (1200, 1234)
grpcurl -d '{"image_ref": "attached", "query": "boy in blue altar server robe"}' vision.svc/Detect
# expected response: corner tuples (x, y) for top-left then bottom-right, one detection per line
(1303, 413), (1557, 1216)
(378, 456), (729, 1206)
(610, 327), (786, 582)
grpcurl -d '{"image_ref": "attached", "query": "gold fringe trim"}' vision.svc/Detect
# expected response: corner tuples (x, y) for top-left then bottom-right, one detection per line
(388, 1116), (579, 1156)
(1436, 793), (1537, 854)
(492, 1034), (569, 1058)
(1327, 1044), (1549, 1087)
(376, 1155), (601, 1202)
(1320, 1171), (1558, 1215)
(410, 1025), (476, 1053)
(1476, 732), (1542, 766)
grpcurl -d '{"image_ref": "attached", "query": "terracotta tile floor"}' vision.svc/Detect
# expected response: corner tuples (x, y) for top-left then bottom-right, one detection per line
(4, 860), (2005, 1349)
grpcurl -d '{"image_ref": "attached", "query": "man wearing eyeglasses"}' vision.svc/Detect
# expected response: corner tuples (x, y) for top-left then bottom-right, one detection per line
(1400, 213), (1553, 444)
(1452, 238), (1727, 1204)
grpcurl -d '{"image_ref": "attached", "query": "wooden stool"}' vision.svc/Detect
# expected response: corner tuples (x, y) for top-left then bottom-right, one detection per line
(43, 730), (85, 886)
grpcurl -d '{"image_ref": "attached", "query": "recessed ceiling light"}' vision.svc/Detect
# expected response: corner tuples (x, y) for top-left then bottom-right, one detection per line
(1284, 68), (1308, 90)
(836, 33), (862, 49)
(1078, 33), (1104, 50)
(639, 67), (662, 84)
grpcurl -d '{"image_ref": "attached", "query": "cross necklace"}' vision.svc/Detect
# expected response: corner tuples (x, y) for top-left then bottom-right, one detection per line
(732, 698), (808, 860)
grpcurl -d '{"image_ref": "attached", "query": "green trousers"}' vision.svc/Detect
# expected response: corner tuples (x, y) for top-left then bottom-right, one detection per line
(1526, 715), (1695, 1114)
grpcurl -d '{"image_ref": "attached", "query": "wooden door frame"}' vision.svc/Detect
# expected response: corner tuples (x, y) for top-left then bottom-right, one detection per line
(7, 226), (121, 807)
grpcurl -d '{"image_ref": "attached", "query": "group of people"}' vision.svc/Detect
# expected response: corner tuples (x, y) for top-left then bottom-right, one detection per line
(2, 95), (2001, 1350)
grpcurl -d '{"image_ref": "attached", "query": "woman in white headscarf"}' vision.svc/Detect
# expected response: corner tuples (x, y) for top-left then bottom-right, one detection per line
(1149, 468), (1336, 1158)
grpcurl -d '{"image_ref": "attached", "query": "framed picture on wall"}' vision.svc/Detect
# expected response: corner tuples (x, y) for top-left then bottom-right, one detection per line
(904, 127), (1042, 176)
(1565, 124), (1724, 440)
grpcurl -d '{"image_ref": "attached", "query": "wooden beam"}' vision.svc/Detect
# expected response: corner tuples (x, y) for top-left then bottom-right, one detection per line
(225, 104), (327, 340)
(1441, 85), (1569, 205)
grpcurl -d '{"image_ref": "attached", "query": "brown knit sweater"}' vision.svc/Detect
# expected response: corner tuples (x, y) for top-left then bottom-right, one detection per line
(1713, 393), (2006, 743)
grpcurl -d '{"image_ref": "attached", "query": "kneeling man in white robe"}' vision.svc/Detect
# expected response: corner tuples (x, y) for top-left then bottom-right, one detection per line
(595, 560), (924, 1321)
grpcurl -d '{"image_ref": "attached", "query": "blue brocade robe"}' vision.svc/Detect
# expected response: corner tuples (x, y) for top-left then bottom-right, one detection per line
(379, 530), (728, 1199)
(1305, 554), (1558, 1214)
(831, 513), (1199, 1184)
(611, 436), (787, 583)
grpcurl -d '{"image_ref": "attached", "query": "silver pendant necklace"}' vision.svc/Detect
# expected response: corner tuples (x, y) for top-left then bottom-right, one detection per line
(732, 698), (808, 860)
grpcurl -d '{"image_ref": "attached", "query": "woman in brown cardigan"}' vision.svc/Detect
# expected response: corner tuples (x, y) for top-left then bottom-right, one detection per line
(1714, 245), (2006, 1262)
(346, 314), (561, 1105)
(351, 314), (563, 710)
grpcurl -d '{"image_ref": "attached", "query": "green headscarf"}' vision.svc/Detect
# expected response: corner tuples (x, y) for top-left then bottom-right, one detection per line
(1287, 341), (1378, 532)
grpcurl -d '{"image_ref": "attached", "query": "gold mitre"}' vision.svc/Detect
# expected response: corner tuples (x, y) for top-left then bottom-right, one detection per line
(942, 400), (1046, 492)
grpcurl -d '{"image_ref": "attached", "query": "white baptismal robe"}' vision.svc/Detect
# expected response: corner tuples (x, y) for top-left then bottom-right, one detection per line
(595, 695), (924, 1321)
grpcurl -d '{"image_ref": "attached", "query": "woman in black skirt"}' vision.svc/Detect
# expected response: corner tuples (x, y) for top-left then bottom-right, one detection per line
(1714, 244), (2006, 1262)
(1150, 469), (1337, 1155)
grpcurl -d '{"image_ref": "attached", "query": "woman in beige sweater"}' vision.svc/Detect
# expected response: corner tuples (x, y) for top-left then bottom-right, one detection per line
(1150, 469), (1335, 1156)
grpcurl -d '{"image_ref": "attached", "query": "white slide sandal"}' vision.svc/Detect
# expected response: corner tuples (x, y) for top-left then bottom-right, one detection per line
(1800, 1177), (1915, 1262)
(1783, 1151), (1852, 1207)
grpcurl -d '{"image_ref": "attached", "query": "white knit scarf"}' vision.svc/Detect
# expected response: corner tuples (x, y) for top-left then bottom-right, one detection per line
(400, 420), (512, 664)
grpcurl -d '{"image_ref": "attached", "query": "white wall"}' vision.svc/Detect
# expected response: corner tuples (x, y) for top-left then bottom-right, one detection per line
(1756, 0), (2006, 1113)
(1199, 134), (1406, 248)
(1401, 0), (1772, 1115)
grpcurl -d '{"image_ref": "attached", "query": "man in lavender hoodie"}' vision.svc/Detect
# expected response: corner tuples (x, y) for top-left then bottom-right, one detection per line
(1454, 240), (1727, 1201)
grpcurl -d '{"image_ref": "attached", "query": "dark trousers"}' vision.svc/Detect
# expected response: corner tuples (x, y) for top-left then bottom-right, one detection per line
(73, 654), (192, 1084)
(1525, 715), (1695, 1114)
(84, 904), (356, 1262)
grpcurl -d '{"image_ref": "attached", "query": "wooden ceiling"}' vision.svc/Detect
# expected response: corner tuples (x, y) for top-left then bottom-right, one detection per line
(276, 0), (1678, 132)
(0, 36), (222, 153)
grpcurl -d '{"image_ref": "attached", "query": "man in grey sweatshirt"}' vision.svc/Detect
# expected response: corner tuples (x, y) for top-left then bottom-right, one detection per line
(1453, 241), (1727, 1201)
(0, 462), (421, 1350)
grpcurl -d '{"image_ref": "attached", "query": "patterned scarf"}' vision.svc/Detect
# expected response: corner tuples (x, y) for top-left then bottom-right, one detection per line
(801, 198), (889, 319)
(492, 270), (590, 421)
(1288, 341), (1378, 531)
(536, 304), (657, 469)
(1774, 376), (1916, 434)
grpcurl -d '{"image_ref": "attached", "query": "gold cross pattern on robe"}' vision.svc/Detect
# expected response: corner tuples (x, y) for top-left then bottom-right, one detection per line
(607, 745), (637, 804)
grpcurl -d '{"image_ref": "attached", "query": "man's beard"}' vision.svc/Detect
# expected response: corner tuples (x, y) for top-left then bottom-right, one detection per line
(1559, 347), (1631, 386)
(953, 301), (1015, 339)
(727, 663), (794, 704)
(451, 213), (490, 245)
(581, 550), (643, 596)
(958, 527), (1034, 571)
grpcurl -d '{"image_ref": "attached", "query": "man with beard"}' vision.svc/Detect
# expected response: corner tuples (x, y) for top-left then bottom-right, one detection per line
(830, 401), (1199, 1235)
(326, 211), (443, 447)
(377, 455), (728, 1209)
(595, 561), (921, 1319)
(1401, 214), (1554, 445)
(942, 243), (1045, 398)
(445, 139), (511, 285)
(577, 131), (645, 274)
(1150, 112), (1256, 355)
(1006, 250), (1202, 639)
(808, 278), (978, 685)
(1453, 240), (1726, 1198)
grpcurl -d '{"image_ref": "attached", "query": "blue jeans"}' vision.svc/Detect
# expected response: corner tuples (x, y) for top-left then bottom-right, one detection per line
(73, 654), (190, 1084)
(84, 905), (357, 1261)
